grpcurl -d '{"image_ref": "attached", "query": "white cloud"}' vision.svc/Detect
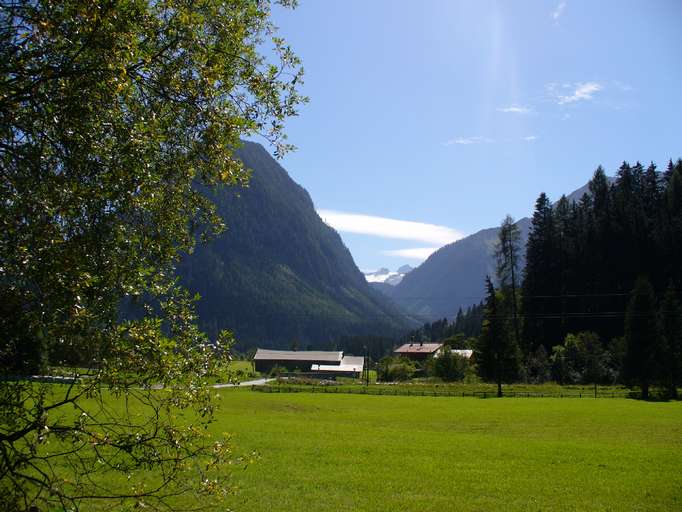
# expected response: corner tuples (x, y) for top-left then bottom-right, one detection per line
(317, 210), (464, 246)
(523, 135), (538, 141)
(443, 136), (493, 146)
(552, 82), (603, 104)
(552, 2), (566, 20)
(382, 247), (440, 261)
(497, 105), (531, 114)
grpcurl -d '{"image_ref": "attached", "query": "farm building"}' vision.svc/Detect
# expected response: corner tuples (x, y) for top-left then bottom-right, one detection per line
(394, 343), (474, 361)
(253, 349), (345, 373)
(311, 355), (364, 378)
(394, 342), (445, 361)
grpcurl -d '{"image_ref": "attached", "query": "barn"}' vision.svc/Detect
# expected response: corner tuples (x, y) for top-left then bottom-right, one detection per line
(311, 355), (365, 378)
(252, 349), (364, 377)
(253, 349), (343, 373)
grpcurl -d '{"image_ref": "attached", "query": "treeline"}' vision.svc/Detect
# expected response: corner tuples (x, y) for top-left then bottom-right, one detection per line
(403, 303), (484, 345)
(477, 159), (682, 398)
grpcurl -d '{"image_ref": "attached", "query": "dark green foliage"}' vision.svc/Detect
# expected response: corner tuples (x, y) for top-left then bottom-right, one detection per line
(475, 277), (521, 396)
(522, 192), (556, 351)
(522, 160), (682, 354)
(176, 142), (414, 350)
(495, 215), (522, 351)
(333, 335), (393, 362)
(403, 303), (484, 345)
(624, 277), (664, 399)
(376, 356), (416, 382)
(429, 346), (469, 382)
(453, 303), (486, 337)
(525, 346), (551, 384)
(550, 332), (611, 385)
(660, 284), (682, 398)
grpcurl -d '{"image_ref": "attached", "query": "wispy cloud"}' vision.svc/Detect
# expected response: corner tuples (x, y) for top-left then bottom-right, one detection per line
(552, 2), (566, 21)
(317, 210), (464, 246)
(548, 82), (603, 104)
(523, 135), (538, 141)
(382, 247), (440, 261)
(497, 105), (531, 114)
(443, 136), (493, 146)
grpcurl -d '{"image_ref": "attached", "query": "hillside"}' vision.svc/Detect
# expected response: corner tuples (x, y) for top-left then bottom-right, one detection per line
(389, 218), (531, 320)
(176, 141), (415, 349)
(383, 179), (617, 320)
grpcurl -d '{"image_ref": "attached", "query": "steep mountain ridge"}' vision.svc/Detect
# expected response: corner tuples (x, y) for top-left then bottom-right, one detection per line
(177, 141), (415, 349)
(389, 218), (531, 319)
(384, 179), (612, 320)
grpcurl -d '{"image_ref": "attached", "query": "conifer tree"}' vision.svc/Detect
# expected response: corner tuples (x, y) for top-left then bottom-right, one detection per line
(624, 277), (663, 399)
(660, 284), (682, 398)
(495, 215), (522, 349)
(522, 193), (555, 351)
(476, 277), (520, 397)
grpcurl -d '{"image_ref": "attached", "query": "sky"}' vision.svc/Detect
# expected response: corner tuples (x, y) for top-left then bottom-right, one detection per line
(257, 0), (682, 272)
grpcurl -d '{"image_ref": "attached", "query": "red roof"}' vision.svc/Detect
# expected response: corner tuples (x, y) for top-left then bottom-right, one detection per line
(394, 343), (443, 354)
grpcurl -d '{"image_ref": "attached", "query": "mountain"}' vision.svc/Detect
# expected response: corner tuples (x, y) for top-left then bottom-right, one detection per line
(363, 265), (414, 286)
(388, 218), (531, 320)
(176, 141), (416, 350)
(382, 179), (613, 321)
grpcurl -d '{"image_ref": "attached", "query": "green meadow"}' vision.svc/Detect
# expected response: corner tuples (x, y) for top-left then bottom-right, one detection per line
(210, 390), (682, 512)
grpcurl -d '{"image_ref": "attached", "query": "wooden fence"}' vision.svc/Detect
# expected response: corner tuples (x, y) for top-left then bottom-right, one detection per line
(251, 385), (637, 399)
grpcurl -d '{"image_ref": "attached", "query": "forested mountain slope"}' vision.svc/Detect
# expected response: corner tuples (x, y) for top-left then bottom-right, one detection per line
(385, 179), (617, 320)
(177, 141), (415, 349)
(389, 218), (532, 320)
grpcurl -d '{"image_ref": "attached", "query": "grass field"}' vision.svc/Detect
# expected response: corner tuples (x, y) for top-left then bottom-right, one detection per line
(211, 390), (682, 511)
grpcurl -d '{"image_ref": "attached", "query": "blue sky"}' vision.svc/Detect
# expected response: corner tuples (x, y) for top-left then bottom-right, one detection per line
(260, 0), (682, 271)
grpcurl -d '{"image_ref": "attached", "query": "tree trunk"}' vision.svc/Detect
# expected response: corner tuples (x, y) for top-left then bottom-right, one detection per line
(497, 379), (502, 398)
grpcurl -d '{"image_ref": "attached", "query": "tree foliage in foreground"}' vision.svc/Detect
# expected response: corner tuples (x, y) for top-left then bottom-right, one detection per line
(0, 1), (305, 510)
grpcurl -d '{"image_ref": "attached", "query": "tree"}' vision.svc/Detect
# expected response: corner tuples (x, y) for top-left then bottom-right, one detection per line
(475, 277), (520, 397)
(624, 277), (663, 399)
(522, 192), (555, 352)
(560, 332), (609, 385)
(376, 356), (416, 382)
(0, 1), (305, 510)
(660, 284), (682, 398)
(525, 345), (550, 384)
(429, 346), (468, 382)
(495, 215), (522, 351)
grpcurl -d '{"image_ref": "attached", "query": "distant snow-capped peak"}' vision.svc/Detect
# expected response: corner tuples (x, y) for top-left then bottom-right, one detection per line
(363, 265), (414, 285)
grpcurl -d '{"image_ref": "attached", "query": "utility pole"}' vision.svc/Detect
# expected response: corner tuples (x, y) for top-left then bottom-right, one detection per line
(364, 345), (369, 386)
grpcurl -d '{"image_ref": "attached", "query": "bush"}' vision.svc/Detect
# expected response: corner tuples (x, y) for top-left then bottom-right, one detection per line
(269, 365), (288, 377)
(377, 357), (416, 382)
(428, 347), (469, 382)
(526, 346), (551, 384)
(550, 332), (611, 384)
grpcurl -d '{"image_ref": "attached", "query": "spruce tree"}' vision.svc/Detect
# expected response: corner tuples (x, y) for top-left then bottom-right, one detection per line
(476, 276), (520, 397)
(660, 284), (682, 398)
(624, 277), (663, 399)
(522, 193), (555, 351)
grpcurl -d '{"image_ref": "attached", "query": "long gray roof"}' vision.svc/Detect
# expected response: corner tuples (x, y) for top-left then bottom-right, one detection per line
(253, 349), (343, 362)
